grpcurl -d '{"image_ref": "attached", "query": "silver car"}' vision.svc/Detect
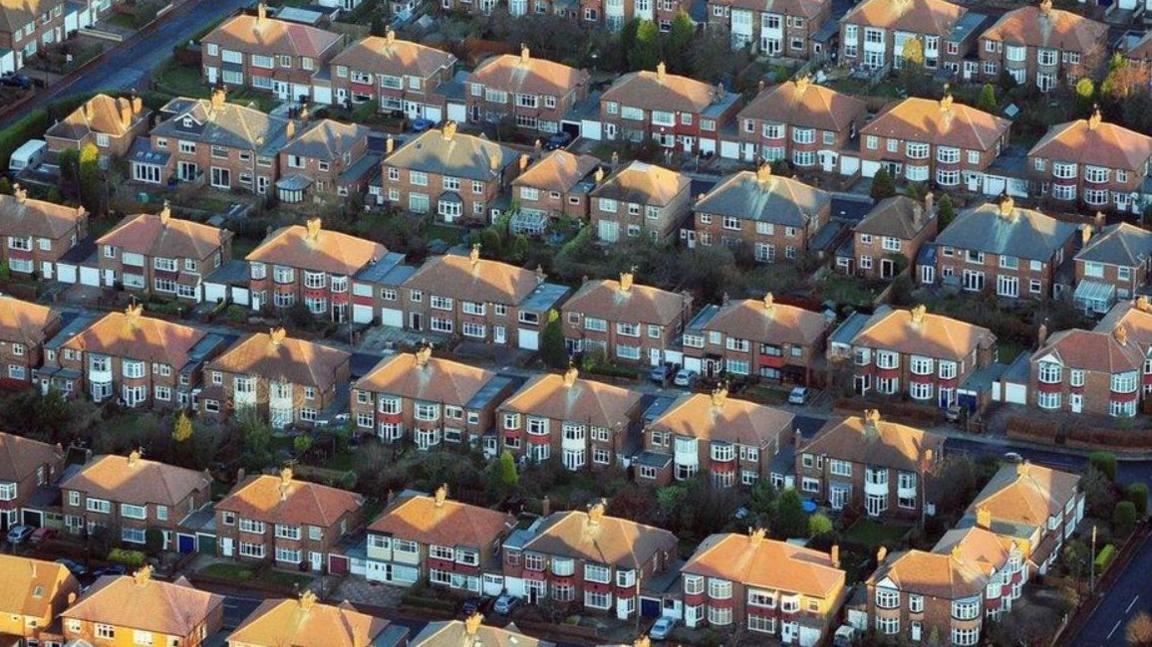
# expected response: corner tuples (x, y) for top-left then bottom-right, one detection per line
(650, 616), (677, 640)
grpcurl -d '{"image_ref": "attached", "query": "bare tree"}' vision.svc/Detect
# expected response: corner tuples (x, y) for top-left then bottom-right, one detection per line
(1129, 612), (1152, 646)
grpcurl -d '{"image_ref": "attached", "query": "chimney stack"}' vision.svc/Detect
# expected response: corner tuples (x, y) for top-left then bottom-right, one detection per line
(619, 270), (634, 292)
(434, 483), (448, 507)
(877, 546), (888, 563)
(257, 2), (267, 22)
(541, 495), (551, 516)
(13, 184), (26, 203)
(587, 499), (606, 525)
(119, 100), (133, 129)
(385, 135), (395, 155)
(132, 95), (143, 115)
(159, 200), (171, 226)
(286, 120), (296, 139)
(976, 506), (991, 530)
(211, 87), (226, 109)
(469, 242), (481, 267)
(831, 544), (840, 569)
(518, 153), (530, 173)
(520, 43), (530, 64)
(442, 121), (458, 141)
(1082, 224), (1093, 246)
(385, 28), (395, 45)
(998, 195), (1015, 219)
(563, 364), (578, 387)
(655, 61), (666, 81)
(1037, 322), (1049, 347)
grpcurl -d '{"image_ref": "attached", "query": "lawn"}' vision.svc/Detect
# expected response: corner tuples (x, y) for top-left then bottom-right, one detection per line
(424, 223), (465, 246)
(198, 563), (314, 591)
(817, 274), (883, 308)
(845, 518), (911, 547)
(153, 59), (280, 113)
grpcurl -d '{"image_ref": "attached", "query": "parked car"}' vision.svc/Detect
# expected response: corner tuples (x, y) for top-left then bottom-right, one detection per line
(649, 362), (680, 384)
(673, 369), (698, 387)
(544, 131), (573, 150)
(0, 72), (31, 89)
(493, 593), (519, 615)
(29, 526), (56, 544)
(410, 117), (435, 132)
(650, 616), (677, 640)
(460, 596), (493, 617)
(788, 386), (810, 405)
(92, 564), (127, 578)
(1003, 451), (1024, 464)
(56, 558), (88, 577)
(833, 625), (858, 647)
(6, 524), (33, 544)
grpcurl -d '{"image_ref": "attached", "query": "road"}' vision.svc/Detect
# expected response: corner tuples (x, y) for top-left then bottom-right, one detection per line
(1063, 531), (1152, 646)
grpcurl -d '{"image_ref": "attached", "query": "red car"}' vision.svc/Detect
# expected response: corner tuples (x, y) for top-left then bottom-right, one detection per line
(29, 527), (56, 544)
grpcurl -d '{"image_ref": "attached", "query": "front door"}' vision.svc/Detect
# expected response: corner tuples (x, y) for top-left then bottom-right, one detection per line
(274, 81), (289, 100)
(820, 150), (837, 173)
(1070, 393), (1083, 413)
(649, 348), (662, 367)
(409, 312), (422, 331)
(493, 325), (506, 344)
(880, 258), (895, 279)
(310, 551), (323, 571)
(40, 261), (53, 279)
(911, 622), (922, 642)
(221, 537), (234, 557)
(830, 486), (848, 510)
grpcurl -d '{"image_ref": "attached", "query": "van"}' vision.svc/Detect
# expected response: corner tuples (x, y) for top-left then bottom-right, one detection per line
(8, 139), (46, 173)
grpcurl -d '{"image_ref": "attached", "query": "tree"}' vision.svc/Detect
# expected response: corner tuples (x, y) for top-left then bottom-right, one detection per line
(77, 142), (104, 216)
(1128, 612), (1152, 646)
(1090, 451), (1117, 481)
(1127, 483), (1149, 517)
(662, 12), (695, 74)
(496, 450), (519, 488)
(772, 488), (808, 539)
(606, 485), (658, 524)
(898, 37), (929, 97)
(540, 309), (568, 369)
(293, 434), (313, 457)
(747, 479), (777, 518)
(1114, 500), (1139, 537)
(172, 411), (193, 443)
(0, 177), (10, 194)
(628, 20), (662, 71)
(808, 512), (834, 538)
(1075, 78), (1096, 113)
(1084, 466), (1117, 519)
(936, 193), (956, 229)
(870, 167), (896, 202)
(370, 12), (386, 36)
(977, 83), (998, 113)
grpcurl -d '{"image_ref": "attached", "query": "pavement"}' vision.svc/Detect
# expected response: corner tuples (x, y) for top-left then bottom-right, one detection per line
(1062, 529), (1152, 646)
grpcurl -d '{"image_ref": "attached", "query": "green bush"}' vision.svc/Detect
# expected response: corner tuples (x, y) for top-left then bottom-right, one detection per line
(1127, 483), (1149, 517)
(107, 548), (147, 568)
(1114, 501), (1139, 537)
(1090, 451), (1118, 481)
(1094, 544), (1116, 570)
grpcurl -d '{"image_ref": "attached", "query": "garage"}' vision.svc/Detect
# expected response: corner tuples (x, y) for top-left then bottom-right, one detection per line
(197, 533), (216, 554)
(177, 533), (196, 553)
(446, 101), (467, 124)
(56, 263), (78, 284)
(353, 304), (373, 324)
(381, 308), (403, 328)
(425, 105), (443, 122)
(580, 118), (602, 141)
(79, 266), (100, 287)
(518, 329), (539, 350)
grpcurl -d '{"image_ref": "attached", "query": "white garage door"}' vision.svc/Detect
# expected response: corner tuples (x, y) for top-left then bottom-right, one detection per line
(519, 329), (539, 350)
(381, 308), (403, 328)
(56, 263), (77, 284)
(79, 266), (100, 287)
(446, 102), (467, 124)
(353, 304), (373, 324)
(1004, 383), (1027, 405)
(425, 105), (443, 122)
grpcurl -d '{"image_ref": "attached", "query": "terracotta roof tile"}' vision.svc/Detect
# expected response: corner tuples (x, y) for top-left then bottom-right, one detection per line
(683, 532), (844, 598)
(369, 492), (512, 567)
(229, 596), (391, 647)
(61, 453), (210, 508)
(403, 252), (542, 305)
(649, 391), (795, 447)
(97, 211), (228, 262)
(982, 4), (1107, 53)
(281, 119), (371, 161)
(853, 195), (935, 239)
(1097, 298), (1152, 349)
(800, 413), (945, 473)
(522, 507), (677, 568)
(63, 307), (206, 370)
(602, 68), (725, 114)
(384, 127), (520, 181)
(46, 94), (147, 141)
(704, 296), (829, 347)
(247, 221), (386, 277)
(203, 13), (342, 59)
(0, 432), (62, 486)
(716, 0), (826, 19)
(331, 34), (455, 79)
(852, 306), (995, 360)
(965, 462), (1080, 534)
(217, 471), (362, 528)
(0, 295), (59, 347)
(843, 0), (965, 35)
(1033, 328), (1144, 374)
(870, 549), (988, 599)
(470, 50), (589, 98)
(696, 167), (829, 227)
(63, 572), (223, 637)
(1029, 112), (1152, 172)
(0, 555), (77, 621)
(412, 620), (550, 647)
(738, 78), (866, 134)
(590, 161), (689, 207)
(0, 191), (87, 239)
(564, 277), (688, 327)
(861, 96), (1010, 152)
(500, 370), (643, 429)
(208, 329), (350, 390)
(355, 351), (498, 405)
(513, 150), (600, 193)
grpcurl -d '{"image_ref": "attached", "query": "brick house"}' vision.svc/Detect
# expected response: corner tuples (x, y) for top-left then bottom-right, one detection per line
(561, 271), (692, 366)
(692, 165), (830, 263)
(45, 94), (152, 163)
(0, 294), (61, 387)
(0, 431), (64, 530)
(276, 118), (373, 203)
(0, 0), (66, 73)
(497, 366), (644, 470)
(1027, 109), (1152, 213)
(395, 246), (569, 350)
(412, 618), (538, 647)
(201, 4), (343, 102)
(466, 46), (589, 134)
(96, 202), (232, 302)
(846, 305), (997, 407)
(228, 593), (396, 647)
(590, 160), (691, 243)
(202, 328), (351, 429)
(328, 30), (456, 116)
(927, 196), (1079, 299)
(1073, 223), (1152, 314)
(843, 194), (938, 279)
(511, 150), (601, 227)
(681, 529), (846, 644)
(0, 184), (88, 279)
(0, 555), (79, 645)
(1028, 326), (1144, 417)
(380, 123), (520, 224)
(214, 467), (363, 572)
(246, 218), (386, 321)
(681, 293), (831, 384)
(1096, 297), (1152, 388)
(506, 0), (689, 30)
(598, 62), (742, 156)
(637, 387), (795, 488)
(977, 0), (1107, 92)
(59, 451), (211, 548)
(500, 501), (678, 619)
(733, 76), (866, 168)
(706, 0), (831, 58)
(839, 0), (967, 71)
(62, 568), (223, 647)
(131, 90), (290, 193)
(859, 94), (1011, 190)
(365, 485), (513, 592)
(796, 410), (945, 518)
(350, 346), (517, 448)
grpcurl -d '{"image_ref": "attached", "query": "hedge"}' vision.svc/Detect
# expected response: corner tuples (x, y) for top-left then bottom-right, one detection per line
(0, 109), (50, 171)
(1094, 544), (1116, 570)
(107, 548), (147, 568)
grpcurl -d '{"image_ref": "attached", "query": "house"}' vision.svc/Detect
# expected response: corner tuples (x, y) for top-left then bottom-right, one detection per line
(61, 567), (224, 647)
(845, 194), (938, 279)
(276, 118), (373, 203)
(598, 62), (742, 156)
(933, 524), (1028, 618)
(680, 293), (830, 384)
(215, 467), (363, 572)
(411, 615), (551, 647)
(497, 366), (644, 469)
(327, 30), (456, 117)
(501, 501), (678, 619)
(1096, 296), (1152, 384)
(466, 46), (589, 134)
(395, 245), (569, 350)
(246, 218), (386, 320)
(201, 4), (343, 102)
(638, 387), (795, 488)
(0, 294), (61, 387)
(1074, 223), (1152, 314)
(132, 90), (290, 193)
(1028, 325), (1144, 417)
(506, 0), (687, 30)
(365, 485), (513, 592)
(561, 271), (692, 366)
(0, 554), (80, 644)
(227, 592), (404, 647)
(45, 94), (152, 162)
(680, 530), (846, 645)
(0, 431), (65, 530)
(0, 184), (88, 279)
(845, 305), (997, 408)
(796, 410), (945, 517)
(350, 346), (516, 448)
(691, 165), (830, 263)
(59, 451), (211, 548)
(510, 150), (601, 230)
(928, 196), (1078, 299)
(202, 328), (351, 428)
(590, 161), (691, 243)
(733, 76), (866, 169)
(0, 0), (66, 74)
(839, 0), (967, 71)
(96, 202), (233, 302)
(1027, 109), (1152, 213)
(977, 0), (1107, 92)
(858, 94), (1011, 191)
(706, 0), (831, 58)
(380, 123), (521, 224)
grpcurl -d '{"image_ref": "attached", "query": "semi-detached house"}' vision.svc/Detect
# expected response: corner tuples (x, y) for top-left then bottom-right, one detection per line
(327, 30), (456, 118)
(466, 46), (589, 134)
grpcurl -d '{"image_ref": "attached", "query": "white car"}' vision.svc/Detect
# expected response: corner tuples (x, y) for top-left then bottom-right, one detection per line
(788, 386), (810, 405)
(650, 616), (677, 640)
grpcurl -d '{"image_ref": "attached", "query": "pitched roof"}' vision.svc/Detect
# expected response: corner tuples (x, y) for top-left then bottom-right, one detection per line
(982, 4), (1107, 52)
(522, 507), (677, 568)
(851, 306), (995, 360)
(799, 414), (945, 472)
(368, 492), (513, 559)
(703, 296), (830, 347)
(208, 330), (350, 389)
(718, 0), (826, 19)
(854, 195), (935, 239)
(150, 96), (290, 153)
(966, 462), (1081, 534)
(0, 191), (87, 239)
(384, 127), (519, 181)
(589, 161), (689, 207)
(0, 0), (61, 34)
(412, 620), (551, 647)
(281, 119), (371, 161)
(932, 525), (1015, 574)
(63, 307), (206, 369)
(470, 50), (589, 97)
(861, 95), (1010, 152)
(97, 211), (228, 261)
(513, 150), (600, 193)
(0, 554), (77, 621)
(0, 295), (59, 346)
(870, 549), (989, 599)
(934, 199), (1077, 260)
(1033, 328), (1143, 374)
(1096, 298), (1152, 350)
(695, 167), (829, 226)
(1033, 113), (1152, 173)
(61, 454), (210, 507)
(843, 0), (965, 35)
(564, 277), (687, 326)
(403, 252), (541, 305)
(247, 221), (386, 276)
(203, 13), (342, 58)
(63, 572), (223, 637)
(1077, 223), (1152, 268)
(331, 34), (455, 78)
(355, 351), (498, 405)
(217, 472), (362, 527)
(683, 532), (844, 598)
(45, 94), (147, 141)
(228, 596), (392, 647)
(0, 431), (62, 485)
(738, 78), (866, 134)
(500, 370), (643, 429)
(1125, 30), (1152, 61)
(602, 67), (725, 114)
(649, 391), (795, 446)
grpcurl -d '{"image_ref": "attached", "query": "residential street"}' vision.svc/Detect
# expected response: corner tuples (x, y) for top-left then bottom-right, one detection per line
(1063, 530), (1152, 646)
